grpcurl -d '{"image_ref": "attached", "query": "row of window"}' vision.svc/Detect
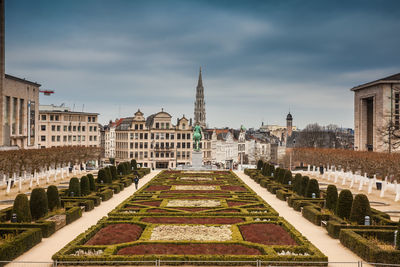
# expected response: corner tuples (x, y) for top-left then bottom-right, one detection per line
(127, 151), (191, 159)
(41, 124), (98, 132)
(41, 114), (97, 122)
(40, 135), (98, 142)
(125, 132), (192, 140)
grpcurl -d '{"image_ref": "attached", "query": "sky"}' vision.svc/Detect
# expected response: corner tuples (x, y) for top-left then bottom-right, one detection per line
(5, 0), (400, 129)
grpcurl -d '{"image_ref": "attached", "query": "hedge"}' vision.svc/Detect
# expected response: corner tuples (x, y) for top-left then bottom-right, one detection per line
(336, 189), (353, 220)
(257, 160), (263, 170)
(325, 185), (338, 211)
(0, 220), (56, 238)
(30, 188), (48, 220)
(300, 176), (309, 197)
(68, 177), (81, 197)
(0, 228), (42, 263)
(80, 176), (91, 196)
(340, 229), (400, 264)
(0, 207), (13, 222)
(110, 166), (118, 180)
(302, 205), (330, 226)
(12, 194), (32, 222)
(66, 206), (82, 225)
(61, 194), (101, 207)
(349, 194), (371, 225)
(87, 173), (96, 191)
(305, 179), (320, 198)
(276, 189), (292, 201)
(47, 185), (61, 212)
(97, 189), (113, 201)
(293, 174), (302, 195)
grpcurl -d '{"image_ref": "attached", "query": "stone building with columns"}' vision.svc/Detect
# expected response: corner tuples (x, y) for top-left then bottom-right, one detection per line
(352, 73), (400, 152)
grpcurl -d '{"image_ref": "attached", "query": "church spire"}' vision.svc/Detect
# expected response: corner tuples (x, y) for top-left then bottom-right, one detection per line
(197, 67), (203, 88)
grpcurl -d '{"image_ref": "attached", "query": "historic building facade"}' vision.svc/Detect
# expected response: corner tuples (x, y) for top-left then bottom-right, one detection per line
(352, 73), (400, 152)
(194, 67), (206, 128)
(114, 109), (193, 169)
(38, 104), (100, 148)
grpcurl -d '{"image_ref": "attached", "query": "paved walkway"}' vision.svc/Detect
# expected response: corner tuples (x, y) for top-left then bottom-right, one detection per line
(234, 171), (369, 266)
(8, 170), (161, 266)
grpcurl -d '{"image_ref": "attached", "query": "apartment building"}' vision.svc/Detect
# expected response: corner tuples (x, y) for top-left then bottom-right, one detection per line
(114, 109), (193, 169)
(38, 104), (100, 148)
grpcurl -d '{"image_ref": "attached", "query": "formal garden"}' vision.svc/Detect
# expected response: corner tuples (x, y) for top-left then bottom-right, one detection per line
(52, 170), (327, 266)
(246, 160), (400, 264)
(0, 159), (150, 263)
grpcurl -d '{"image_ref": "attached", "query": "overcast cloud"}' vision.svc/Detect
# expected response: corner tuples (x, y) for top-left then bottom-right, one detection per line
(5, 0), (400, 129)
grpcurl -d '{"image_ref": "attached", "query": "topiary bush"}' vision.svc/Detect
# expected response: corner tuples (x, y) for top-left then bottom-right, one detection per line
(68, 177), (81, 197)
(105, 167), (112, 182)
(117, 163), (124, 175)
(110, 166), (118, 180)
(273, 167), (280, 180)
(326, 184), (338, 211)
(305, 178), (320, 198)
(12, 193), (32, 222)
(87, 173), (95, 191)
(336, 189), (353, 220)
(300, 176), (310, 196)
(30, 188), (48, 220)
(80, 176), (90, 196)
(349, 194), (371, 225)
(125, 162), (131, 173)
(293, 174), (302, 195)
(47, 185), (61, 211)
(97, 169), (106, 184)
(257, 160), (263, 170)
(131, 159), (138, 170)
(282, 170), (292, 185)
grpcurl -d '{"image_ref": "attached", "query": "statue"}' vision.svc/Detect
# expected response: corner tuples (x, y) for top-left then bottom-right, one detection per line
(193, 124), (202, 151)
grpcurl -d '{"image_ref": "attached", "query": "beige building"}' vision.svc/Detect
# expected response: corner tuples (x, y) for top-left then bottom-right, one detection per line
(0, 0), (41, 148)
(352, 73), (400, 152)
(38, 104), (100, 148)
(114, 109), (193, 169)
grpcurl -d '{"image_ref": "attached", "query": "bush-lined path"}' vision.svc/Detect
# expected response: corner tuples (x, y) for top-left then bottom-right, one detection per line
(7, 170), (161, 266)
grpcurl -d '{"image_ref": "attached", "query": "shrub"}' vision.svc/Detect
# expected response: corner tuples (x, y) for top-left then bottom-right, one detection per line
(47, 185), (61, 211)
(125, 162), (131, 173)
(68, 177), (81, 197)
(87, 173), (95, 191)
(30, 188), (48, 220)
(131, 159), (138, 170)
(261, 163), (268, 176)
(300, 176), (310, 196)
(110, 166), (118, 180)
(257, 160), (263, 170)
(305, 179), (320, 198)
(80, 176), (90, 196)
(326, 185), (338, 211)
(273, 167), (280, 179)
(12, 194), (32, 222)
(117, 163), (124, 175)
(350, 194), (371, 225)
(293, 174), (302, 195)
(336, 189), (353, 220)
(97, 169), (107, 184)
(105, 167), (112, 181)
(278, 169), (286, 183)
(282, 170), (292, 185)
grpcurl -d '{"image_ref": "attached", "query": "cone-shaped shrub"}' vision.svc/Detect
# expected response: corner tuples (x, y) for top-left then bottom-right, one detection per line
(80, 176), (90, 196)
(282, 170), (292, 185)
(269, 164), (275, 176)
(326, 185), (338, 211)
(47, 185), (60, 211)
(350, 194), (371, 225)
(12, 194), (31, 222)
(68, 177), (81, 196)
(273, 167), (280, 179)
(293, 174), (302, 195)
(97, 169), (106, 184)
(87, 173), (95, 191)
(117, 163), (124, 175)
(105, 167), (112, 182)
(300, 176), (310, 196)
(257, 160), (263, 170)
(30, 188), (48, 220)
(125, 162), (131, 173)
(131, 159), (138, 170)
(305, 178), (320, 198)
(110, 166), (118, 180)
(277, 168), (285, 183)
(336, 189), (353, 219)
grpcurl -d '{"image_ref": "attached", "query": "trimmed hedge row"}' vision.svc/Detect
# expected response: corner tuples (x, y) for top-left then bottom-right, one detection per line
(0, 228), (42, 263)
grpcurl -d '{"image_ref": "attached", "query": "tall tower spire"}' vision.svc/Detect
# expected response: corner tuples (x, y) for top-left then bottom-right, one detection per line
(194, 67), (206, 128)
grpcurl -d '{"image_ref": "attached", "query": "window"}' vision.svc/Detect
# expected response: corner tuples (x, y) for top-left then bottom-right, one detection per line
(57, 136), (60, 142)
(130, 143), (133, 149)
(63, 136), (67, 142)
(63, 125), (67, 131)
(144, 151), (148, 158)
(41, 115), (46, 121)
(73, 136), (76, 141)
(135, 143), (138, 149)
(92, 116), (96, 122)
(57, 125), (60, 131)
(182, 123), (185, 130)
(151, 133), (154, 139)
(140, 142), (143, 149)
(135, 133), (139, 139)
(177, 133), (181, 139)
(170, 134), (174, 140)
(161, 123), (164, 129)
(144, 142), (148, 148)
(41, 125), (46, 131)
(82, 136), (85, 141)
(55, 115), (59, 121)
(78, 136), (81, 141)
(52, 136), (55, 142)
(68, 135), (72, 142)
(177, 143), (181, 148)
(89, 136), (92, 141)
(166, 133), (169, 139)
(94, 136), (97, 141)
(166, 123), (169, 129)
(187, 133), (190, 139)
(130, 133), (134, 140)
(78, 126), (81, 132)
(94, 126), (97, 131)
(82, 126), (86, 131)
(89, 126), (93, 132)
(144, 133), (148, 139)
(140, 133), (143, 139)
(51, 125), (56, 131)
(68, 125), (71, 131)
(140, 124), (143, 130)
(73, 126), (76, 131)
(187, 142), (190, 149)
(50, 115), (54, 121)
(135, 124), (138, 130)
(130, 152), (133, 158)
(182, 142), (186, 149)
(41, 136), (46, 141)
(88, 117), (91, 122)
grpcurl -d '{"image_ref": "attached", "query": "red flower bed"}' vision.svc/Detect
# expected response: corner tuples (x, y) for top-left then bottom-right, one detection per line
(141, 217), (244, 224)
(172, 183), (223, 185)
(159, 195), (230, 199)
(146, 208), (175, 213)
(239, 224), (297, 245)
(173, 207), (210, 212)
(125, 205), (143, 209)
(85, 224), (142, 245)
(145, 185), (171, 191)
(165, 190), (224, 194)
(117, 243), (261, 255)
(213, 209), (240, 213)
(133, 201), (162, 207)
(227, 201), (251, 207)
(220, 185), (248, 192)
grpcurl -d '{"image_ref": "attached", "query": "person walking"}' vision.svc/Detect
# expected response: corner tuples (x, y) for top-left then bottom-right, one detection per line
(134, 176), (139, 190)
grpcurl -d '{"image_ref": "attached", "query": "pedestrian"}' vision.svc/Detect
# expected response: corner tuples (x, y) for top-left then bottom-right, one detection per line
(134, 176), (139, 190)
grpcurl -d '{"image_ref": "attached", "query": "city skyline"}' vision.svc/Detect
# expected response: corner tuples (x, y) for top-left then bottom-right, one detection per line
(4, 0), (400, 129)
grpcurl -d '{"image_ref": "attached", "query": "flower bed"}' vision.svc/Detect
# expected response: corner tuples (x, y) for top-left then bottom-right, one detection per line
(141, 217), (244, 224)
(180, 177), (213, 181)
(174, 185), (217, 190)
(220, 186), (248, 192)
(144, 185), (171, 191)
(166, 199), (221, 207)
(227, 200), (251, 207)
(150, 225), (232, 241)
(85, 224), (143, 245)
(132, 201), (162, 207)
(240, 223), (297, 245)
(117, 243), (262, 255)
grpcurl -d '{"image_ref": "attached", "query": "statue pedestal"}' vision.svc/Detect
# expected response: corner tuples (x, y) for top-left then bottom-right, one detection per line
(192, 151), (203, 169)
